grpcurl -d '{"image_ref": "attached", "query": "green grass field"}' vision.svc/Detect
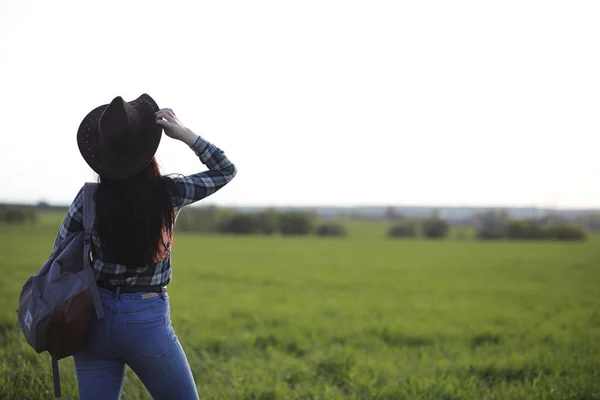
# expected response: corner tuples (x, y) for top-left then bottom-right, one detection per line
(1, 212), (599, 399)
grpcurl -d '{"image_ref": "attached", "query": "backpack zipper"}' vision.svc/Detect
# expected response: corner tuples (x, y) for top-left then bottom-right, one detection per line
(16, 289), (33, 333)
(18, 289), (33, 311)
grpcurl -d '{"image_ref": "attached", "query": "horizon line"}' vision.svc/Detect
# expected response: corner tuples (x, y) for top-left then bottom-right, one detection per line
(1, 200), (598, 212)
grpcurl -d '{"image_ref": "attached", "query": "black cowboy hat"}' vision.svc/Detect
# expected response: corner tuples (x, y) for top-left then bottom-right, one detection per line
(77, 93), (162, 180)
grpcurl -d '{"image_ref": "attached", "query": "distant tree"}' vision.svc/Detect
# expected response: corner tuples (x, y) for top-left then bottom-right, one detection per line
(506, 219), (542, 239)
(255, 208), (278, 235)
(0, 206), (38, 225)
(388, 223), (417, 238)
(543, 224), (586, 241)
(474, 210), (509, 240)
(385, 207), (404, 221)
(219, 214), (259, 234)
(422, 214), (449, 239)
(278, 212), (314, 236)
(502, 219), (586, 241)
(37, 201), (50, 209)
(316, 223), (347, 237)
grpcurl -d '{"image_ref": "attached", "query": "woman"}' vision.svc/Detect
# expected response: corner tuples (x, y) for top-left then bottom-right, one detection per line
(54, 94), (236, 399)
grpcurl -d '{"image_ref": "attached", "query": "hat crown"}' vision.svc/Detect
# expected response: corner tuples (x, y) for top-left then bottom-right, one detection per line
(98, 96), (141, 142)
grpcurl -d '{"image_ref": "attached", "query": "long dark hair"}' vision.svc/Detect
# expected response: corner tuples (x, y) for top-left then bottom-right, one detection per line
(95, 157), (176, 267)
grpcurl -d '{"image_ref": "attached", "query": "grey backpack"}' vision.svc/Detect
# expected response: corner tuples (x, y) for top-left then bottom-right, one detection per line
(17, 183), (105, 398)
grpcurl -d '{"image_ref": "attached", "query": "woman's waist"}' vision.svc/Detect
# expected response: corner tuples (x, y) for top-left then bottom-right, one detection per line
(96, 285), (169, 307)
(96, 280), (164, 294)
(91, 256), (172, 289)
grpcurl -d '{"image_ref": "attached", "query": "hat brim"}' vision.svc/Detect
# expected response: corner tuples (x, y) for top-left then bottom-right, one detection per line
(77, 94), (162, 180)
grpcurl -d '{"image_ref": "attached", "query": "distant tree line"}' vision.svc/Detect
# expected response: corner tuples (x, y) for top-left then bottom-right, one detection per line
(474, 210), (587, 241)
(387, 212), (450, 239)
(0, 206), (38, 224)
(0, 202), (593, 242)
(175, 206), (347, 237)
(387, 209), (588, 241)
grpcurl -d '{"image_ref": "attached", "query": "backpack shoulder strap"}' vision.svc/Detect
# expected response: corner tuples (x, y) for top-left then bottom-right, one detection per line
(51, 358), (61, 398)
(82, 183), (104, 320)
(83, 183), (98, 232)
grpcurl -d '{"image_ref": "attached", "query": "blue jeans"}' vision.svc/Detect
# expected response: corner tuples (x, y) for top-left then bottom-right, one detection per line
(73, 287), (199, 400)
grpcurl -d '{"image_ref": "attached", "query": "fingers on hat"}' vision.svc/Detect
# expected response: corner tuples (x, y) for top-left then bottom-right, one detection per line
(156, 119), (171, 127)
(155, 111), (175, 122)
(156, 109), (173, 117)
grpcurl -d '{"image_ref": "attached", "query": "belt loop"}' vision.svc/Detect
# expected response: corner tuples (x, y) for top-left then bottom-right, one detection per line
(161, 287), (166, 300)
(115, 286), (121, 301)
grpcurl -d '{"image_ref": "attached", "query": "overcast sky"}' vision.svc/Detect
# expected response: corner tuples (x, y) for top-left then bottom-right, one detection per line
(0, 0), (598, 209)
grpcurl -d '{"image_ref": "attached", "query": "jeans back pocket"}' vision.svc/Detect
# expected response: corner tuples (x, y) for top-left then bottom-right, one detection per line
(127, 316), (173, 358)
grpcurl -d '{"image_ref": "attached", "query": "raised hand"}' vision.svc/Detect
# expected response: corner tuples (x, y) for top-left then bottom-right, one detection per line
(155, 109), (198, 146)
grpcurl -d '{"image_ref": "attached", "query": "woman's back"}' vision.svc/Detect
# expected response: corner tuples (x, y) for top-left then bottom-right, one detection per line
(54, 135), (236, 288)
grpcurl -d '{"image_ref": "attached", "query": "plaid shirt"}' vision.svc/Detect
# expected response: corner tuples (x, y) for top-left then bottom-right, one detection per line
(54, 137), (236, 287)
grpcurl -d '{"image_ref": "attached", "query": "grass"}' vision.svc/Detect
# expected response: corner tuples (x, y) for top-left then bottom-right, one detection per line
(0, 213), (599, 399)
